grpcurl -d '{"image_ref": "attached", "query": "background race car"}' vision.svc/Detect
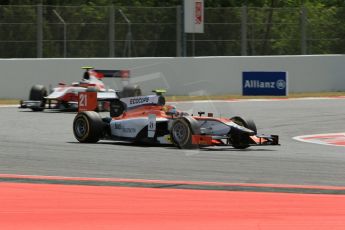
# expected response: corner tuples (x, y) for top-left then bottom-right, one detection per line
(19, 67), (142, 112)
(73, 90), (279, 149)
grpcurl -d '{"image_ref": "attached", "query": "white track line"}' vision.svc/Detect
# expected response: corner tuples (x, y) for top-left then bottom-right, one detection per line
(1, 96), (345, 108)
(0, 105), (19, 108)
(171, 96), (345, 104)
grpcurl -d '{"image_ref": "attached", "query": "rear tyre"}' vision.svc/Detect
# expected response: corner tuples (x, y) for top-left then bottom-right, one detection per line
(29, 85), (47, 111)
(109, 99), (126, 117)
(120, 85), (142, 98)
(170, 118), (196, 149)
(230, 116), (257, 149)
(73, 111), (104, 143)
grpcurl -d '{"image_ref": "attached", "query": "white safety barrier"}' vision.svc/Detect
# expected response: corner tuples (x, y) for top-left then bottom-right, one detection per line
(0, 55), (344, 99)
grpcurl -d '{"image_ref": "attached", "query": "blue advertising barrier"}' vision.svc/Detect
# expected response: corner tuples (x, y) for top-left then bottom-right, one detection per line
(242, 71), (288, 96)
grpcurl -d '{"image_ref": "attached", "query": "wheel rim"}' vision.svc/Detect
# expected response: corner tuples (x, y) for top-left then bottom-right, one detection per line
(172, 122), (188, 143)
(75, 118), (88, 137)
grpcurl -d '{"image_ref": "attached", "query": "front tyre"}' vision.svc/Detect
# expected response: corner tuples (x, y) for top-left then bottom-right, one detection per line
(230, 117), (257, 149)
(73, 111), (104, 143)
(29, 84), (47, 111)
(171, 118), (196, 149)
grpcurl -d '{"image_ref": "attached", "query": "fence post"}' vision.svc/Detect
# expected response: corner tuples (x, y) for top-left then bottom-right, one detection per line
(36, 4), (43, 58)
(176, 6), (182, 57)
(52, 9), (67, 57)
(181, 5), (187, 56)
(241, 5), (248, 56)
(301, 6), (307, 55)
(178, 5), (187, 57)
(109, 5), (115, 57)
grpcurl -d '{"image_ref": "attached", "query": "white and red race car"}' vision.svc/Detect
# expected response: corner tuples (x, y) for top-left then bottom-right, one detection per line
(72, 90), (279, 149)
(20, 67), (141, 111)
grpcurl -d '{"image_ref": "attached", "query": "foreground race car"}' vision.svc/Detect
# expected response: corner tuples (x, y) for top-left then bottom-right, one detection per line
(72, 90), (279, 149)
(20, 67), (141, 111)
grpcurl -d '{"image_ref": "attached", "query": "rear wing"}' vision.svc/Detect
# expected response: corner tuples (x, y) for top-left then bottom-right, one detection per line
(93, 69), (130, 79)
(78, 91), (165, 113)
(82, 67), (130, 80)
(78, 91), (118, 112)
(120, 95), (165, 109)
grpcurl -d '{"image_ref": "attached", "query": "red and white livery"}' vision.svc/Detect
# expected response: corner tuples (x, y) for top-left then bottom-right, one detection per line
(20, 67), (141, 111)
(73, 90), (279, 149)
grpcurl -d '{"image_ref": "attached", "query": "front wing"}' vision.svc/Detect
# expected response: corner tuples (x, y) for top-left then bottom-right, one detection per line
(191, 134), (279, 146)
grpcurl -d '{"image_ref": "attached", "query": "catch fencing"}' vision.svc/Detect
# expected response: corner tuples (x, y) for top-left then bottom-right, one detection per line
(0, 5), (344, 58)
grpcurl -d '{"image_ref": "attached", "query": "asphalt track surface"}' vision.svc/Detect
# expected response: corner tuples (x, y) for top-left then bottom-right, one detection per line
(1, 98), (345, 187)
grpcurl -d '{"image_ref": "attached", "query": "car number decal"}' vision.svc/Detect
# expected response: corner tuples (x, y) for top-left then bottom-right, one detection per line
(148, 114), (156, 138)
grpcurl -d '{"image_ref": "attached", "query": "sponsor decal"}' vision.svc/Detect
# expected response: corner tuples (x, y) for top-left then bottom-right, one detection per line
(147, 114), (156, 138)
(122, 128), (136, 133)
(113, 123), (136, 133)
(129, 97), (149, 105)
(242, 71), (288, 96)
(121, 95), (160, 108)
(195, 1), (203, 24)
(184, 0), (204, 33)
(276, 79), (286, 90)
(244, 79), (286, 90)
(244, 80), (276, 89)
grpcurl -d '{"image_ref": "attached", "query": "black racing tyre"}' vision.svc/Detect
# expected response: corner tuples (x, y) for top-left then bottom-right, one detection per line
(29, 84), (47, 111)
(231, 116), (257, 135)
(73, 111), (104, 143)
(120, 85), (142, 98)
(170, 118), (196, 149)
(109, 99), (126, 117)
(230, 116), (257, 149)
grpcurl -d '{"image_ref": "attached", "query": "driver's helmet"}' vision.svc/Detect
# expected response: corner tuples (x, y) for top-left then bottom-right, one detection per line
(83, 71), (90, 80)
(168, 106), (177, 114)
(163, 105), (178, 115)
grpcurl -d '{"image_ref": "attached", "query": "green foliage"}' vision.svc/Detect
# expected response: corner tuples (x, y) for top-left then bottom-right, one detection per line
(1, 1), (345, 57)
